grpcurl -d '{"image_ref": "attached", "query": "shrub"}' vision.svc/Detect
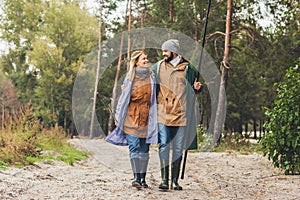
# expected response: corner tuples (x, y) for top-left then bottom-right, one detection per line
(260, 66), (300, 175)
(0, 103), (87, 168)
(0, 103), (41, 167)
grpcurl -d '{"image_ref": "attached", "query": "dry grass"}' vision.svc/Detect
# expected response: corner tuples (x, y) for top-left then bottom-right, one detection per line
(0, 103), (41, 167)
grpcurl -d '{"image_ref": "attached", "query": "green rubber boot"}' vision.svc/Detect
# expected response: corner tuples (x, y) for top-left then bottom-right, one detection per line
(130, 158), (141, 188)
(158, 159), (169, 190)
(140, 158), (149, 188)
(171, 161), (183, 190)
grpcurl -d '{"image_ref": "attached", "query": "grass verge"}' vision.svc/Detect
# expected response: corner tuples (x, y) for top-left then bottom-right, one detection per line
(0, 104), (87, 170)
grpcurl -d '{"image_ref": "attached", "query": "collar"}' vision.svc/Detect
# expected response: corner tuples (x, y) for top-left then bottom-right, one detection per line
(170, 55), (182, 67)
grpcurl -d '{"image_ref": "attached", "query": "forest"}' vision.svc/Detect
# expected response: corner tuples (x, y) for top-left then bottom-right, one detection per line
(0, 0), (299, 157)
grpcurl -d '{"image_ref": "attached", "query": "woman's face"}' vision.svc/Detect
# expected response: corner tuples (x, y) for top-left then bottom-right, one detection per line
(136, 53), (149, 68)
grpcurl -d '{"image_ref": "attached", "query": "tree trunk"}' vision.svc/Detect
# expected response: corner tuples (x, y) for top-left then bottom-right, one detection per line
(170, 0), (174, 23)
(90, 0), (103, 139)
(64, 105), (67, 132)
(213, 0), (232, 145)
(108, 33), (124, 134)
(1, 99), (4, 130)
(238, 112), (243, 133)
(259, 119), (263, 138)
(127, 0), (132, 70)
(253, 119), (257, 139)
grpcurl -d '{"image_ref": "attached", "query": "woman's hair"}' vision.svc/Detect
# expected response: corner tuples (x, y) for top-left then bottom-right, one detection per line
(127, 50), (144, 81)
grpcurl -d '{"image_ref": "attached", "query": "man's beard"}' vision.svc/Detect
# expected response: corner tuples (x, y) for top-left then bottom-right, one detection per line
(164, 52), (174, 62)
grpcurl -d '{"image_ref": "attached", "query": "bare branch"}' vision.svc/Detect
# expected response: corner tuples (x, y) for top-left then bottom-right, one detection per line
(207, 31), (226, 40)
(213, 36), (223, 59)
(207, 26), (255, 42)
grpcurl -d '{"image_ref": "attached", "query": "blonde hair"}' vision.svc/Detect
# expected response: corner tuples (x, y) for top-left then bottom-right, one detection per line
(127, 50), (144, 81)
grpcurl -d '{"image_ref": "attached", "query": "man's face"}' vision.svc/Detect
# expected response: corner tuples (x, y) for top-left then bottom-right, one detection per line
(162, 50), (174, 62)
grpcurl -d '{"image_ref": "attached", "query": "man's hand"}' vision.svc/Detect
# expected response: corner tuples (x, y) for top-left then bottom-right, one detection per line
(194, 80), (202, 91)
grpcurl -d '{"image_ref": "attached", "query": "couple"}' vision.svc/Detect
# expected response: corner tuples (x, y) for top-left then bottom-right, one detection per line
(106, 39), (201, 190)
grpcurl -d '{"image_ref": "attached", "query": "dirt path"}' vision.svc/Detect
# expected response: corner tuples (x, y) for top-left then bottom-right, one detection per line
(1, 138), (299, 200)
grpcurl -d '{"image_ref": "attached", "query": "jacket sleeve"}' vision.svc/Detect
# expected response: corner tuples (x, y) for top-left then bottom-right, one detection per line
(114, 78), (131, 125)
(187, 63), (202, 93)
(151, 61), (161, 96)
(151, 62), (158, 75)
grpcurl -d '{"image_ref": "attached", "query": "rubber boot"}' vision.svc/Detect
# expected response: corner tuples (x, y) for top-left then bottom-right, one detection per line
(130, 158), (141, 188)
(158, 159), (169, 190)
(171, 161), (183, 190)
(140, 158), (149, 188)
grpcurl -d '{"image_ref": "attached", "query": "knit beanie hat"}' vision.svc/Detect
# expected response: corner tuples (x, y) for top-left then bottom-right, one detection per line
(161, 39), (180, 55)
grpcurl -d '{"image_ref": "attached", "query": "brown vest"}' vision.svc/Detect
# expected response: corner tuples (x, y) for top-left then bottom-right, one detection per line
(157, 61), (188, 126)
(123, 74), (151, 138)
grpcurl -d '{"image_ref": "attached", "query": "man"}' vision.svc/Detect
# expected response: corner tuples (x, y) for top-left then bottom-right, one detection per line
(152, 39), (201, 190)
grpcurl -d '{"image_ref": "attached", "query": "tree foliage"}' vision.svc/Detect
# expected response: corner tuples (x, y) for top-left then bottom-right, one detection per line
(28, 2), (99, 128)
(0, 0), (99, 131)
(260, 65), (300, 175)
(0, 74), (20, 129)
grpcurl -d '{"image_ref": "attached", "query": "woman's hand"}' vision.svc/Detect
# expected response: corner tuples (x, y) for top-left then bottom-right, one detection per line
(121, 84), (125, 91)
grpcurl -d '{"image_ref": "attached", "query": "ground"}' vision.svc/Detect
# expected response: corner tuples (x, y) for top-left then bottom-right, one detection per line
(0, 139), (299, 200)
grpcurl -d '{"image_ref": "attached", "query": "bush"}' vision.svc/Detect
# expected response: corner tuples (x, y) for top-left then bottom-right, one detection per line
(0, 103), (41, 167)
(0, 103), (87, 169)
(260, 66), (300, 175)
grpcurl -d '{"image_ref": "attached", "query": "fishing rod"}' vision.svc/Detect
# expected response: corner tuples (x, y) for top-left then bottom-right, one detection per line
(197, 0), (211, 81)
(181, 0), (212, 180)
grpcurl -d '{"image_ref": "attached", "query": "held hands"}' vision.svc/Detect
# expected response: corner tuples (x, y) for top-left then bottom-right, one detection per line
(121, 84), (125, 90)
(194, 80), (202, 91)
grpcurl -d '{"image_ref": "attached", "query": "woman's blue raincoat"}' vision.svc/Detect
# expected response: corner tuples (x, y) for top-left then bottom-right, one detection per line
(106, 72), (158, 146)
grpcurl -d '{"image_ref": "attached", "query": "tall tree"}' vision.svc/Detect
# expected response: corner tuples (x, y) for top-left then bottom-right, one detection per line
(170, 0), (174, 23)
(90, 0), (104, 138)
(213, 0), (232, 144)
(9, 1), (99, 130)
(127, 0), (132, 70)
(107, 33), (124, 134)
(0, 0), (45, 102)
(0, 75), (20, 129)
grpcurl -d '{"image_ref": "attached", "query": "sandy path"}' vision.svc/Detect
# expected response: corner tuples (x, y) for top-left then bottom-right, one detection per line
(1, 138), (299, 200)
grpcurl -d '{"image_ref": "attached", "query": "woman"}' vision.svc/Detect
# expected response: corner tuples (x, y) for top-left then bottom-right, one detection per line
(106, 50), (158, 189)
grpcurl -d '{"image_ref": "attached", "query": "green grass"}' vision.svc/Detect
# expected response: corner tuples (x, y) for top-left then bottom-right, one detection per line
(34, 128), (88, 166)
(25, 143), (88, 166)
(0, 160), (9, 170)
(197, 127), (263, 155)
(212, 139), (262, 155)
(56, 145), (88, 165)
